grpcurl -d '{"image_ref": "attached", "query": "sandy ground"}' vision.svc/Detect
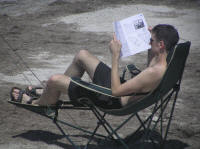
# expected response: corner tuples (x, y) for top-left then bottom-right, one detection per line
(0, 0), (200, 149)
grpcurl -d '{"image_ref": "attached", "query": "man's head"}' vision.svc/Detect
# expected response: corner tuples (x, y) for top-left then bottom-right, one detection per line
(151, 24), (179, 52)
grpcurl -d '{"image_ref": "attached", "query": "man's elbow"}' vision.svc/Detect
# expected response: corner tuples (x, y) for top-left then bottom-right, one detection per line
(111, 89), (121, 97)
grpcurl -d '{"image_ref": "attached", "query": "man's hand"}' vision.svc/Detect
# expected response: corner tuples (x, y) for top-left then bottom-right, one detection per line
(109, 34), (122, 59)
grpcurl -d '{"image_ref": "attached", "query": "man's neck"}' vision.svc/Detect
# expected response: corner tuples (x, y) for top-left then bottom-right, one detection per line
(149, 51), (167, 67)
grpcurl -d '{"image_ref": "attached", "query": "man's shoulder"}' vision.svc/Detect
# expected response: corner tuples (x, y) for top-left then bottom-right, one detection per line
(142, 64), (166, 78)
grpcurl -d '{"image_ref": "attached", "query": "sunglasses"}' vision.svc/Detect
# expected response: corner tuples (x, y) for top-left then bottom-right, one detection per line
(150, 38), (154, 44)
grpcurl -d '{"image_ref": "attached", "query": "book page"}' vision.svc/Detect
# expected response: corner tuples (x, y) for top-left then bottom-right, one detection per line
(114, 13), (151, 58)
(114, 22), (129, 57)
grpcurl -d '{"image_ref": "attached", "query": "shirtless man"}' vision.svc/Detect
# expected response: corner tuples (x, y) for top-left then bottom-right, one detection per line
(10, 24), (179, 109)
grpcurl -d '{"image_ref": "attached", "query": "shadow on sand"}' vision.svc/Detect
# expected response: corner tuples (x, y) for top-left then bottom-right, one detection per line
(13, 129), (189, 149)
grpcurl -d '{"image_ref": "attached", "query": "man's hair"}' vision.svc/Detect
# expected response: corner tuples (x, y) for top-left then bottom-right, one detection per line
(152, 24), (179, 52)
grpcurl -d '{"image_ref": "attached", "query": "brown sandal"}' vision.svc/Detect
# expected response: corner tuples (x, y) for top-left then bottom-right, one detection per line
(25, 86), (43, 98)
(10, 87), (37, 104)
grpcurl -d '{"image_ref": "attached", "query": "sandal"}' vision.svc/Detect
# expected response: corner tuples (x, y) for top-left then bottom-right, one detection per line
(25, 86), (43, 98)
(10, 87), (23, 103)
(10, 87), (37, 104)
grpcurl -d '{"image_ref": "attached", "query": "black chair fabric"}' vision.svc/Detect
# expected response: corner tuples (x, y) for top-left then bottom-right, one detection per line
(99, 41), (191, 116)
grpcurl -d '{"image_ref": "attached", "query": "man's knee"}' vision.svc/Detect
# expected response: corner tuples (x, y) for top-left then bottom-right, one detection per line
(47, 74), (60, 85)
(74, 49), (90, 64)
(47, 74), (70, 85)
(48, 74), (69, 86)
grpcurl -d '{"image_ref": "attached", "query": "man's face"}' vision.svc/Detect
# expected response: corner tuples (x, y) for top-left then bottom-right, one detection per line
(149, 33), (160, 53)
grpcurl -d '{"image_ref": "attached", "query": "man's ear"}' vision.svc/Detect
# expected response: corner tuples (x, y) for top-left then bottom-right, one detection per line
(159, 40), (166, 53)
(159, 40), (165, 49)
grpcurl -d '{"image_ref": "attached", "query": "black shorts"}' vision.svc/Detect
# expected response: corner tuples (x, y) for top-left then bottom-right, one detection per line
(68, 62), (122, 109)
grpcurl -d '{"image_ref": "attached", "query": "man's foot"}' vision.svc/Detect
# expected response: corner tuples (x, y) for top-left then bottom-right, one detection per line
(25, 86), (43, 97)
(10, 87), (37, 104)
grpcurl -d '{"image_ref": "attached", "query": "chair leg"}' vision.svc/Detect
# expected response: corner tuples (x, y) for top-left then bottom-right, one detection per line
(91, 106), (130, 149)
(84, 123), (101, 149)
(52, 111), (108, 149)
(92, 108), (113, 137)
(140, 105), (158, 149)
(161, 90), (178, 148)
(84, 113), (107, 149)
(111, 113), (136, 137)
(141, 89), (177, 149)
(136, 113), (147, 130)
(136, 95), (171, 148)
(54, 121), (81, 149)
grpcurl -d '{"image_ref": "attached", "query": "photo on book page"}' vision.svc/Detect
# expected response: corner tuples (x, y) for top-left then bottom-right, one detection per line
(114, 13), (151, 58)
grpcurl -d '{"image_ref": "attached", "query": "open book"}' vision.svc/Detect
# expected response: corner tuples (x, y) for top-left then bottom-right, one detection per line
(114, 13), (151, 58)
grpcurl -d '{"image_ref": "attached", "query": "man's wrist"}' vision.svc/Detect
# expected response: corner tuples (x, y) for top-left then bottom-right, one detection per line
(112, 54), (120, 61)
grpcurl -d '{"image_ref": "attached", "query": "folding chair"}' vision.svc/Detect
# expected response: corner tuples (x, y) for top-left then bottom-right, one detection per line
(69, 41), (191, 148)
(8, 41), (191, 149)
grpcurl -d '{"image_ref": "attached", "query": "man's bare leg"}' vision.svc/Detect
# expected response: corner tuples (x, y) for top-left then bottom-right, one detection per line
(64, 49), (100, 79)
(32, 50), (101, 105)
(32, 74), (71, 105)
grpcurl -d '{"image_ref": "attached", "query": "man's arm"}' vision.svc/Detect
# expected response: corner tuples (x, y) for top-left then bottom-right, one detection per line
(109, 35), (122, 95)
(109, 35), (161, 97)
(111, 67), (161, 97)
